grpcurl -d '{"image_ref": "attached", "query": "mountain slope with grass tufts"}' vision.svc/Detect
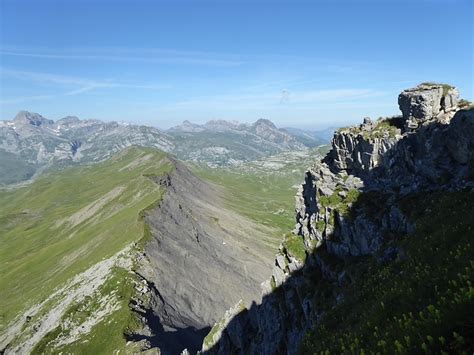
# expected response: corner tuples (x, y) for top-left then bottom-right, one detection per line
(0, 147), (173, 353)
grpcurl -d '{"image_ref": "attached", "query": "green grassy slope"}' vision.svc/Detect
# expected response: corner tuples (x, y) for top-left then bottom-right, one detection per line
(0, 147), (173, 352)
(301, 190), (474, 354)
(0, 150), (37, 185)
(191, 148), (326, 249)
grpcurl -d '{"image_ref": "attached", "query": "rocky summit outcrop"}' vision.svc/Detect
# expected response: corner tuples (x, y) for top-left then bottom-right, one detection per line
(324, 116), (403, 175)
(204, 83), (473, 354)
(398, 83), (459, 130)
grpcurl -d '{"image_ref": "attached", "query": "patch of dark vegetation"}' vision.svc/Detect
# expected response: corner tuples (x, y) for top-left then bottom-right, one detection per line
(300, 189), (474, 353)
(347, 190), (390, 222)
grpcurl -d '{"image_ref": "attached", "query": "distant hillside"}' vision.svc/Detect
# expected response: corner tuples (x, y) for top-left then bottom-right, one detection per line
(0, 111), (174, 185)
(168, 118), (315, 167)
(282, 126), (336, 145)
(0, 113), (321, 185)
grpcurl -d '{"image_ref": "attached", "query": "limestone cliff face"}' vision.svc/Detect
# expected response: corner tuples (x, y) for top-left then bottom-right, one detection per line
(204, 84), (474, 354)
(398, 83), (459, 130)
(324, 117), (402, 175)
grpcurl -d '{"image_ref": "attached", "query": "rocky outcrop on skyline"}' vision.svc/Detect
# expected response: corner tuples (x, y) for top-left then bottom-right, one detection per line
(204, 83), (474, 354)
(398, 83), (459, 130)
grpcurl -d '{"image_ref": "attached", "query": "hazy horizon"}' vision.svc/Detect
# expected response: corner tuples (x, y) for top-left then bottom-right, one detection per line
(2, 109), (344, 131)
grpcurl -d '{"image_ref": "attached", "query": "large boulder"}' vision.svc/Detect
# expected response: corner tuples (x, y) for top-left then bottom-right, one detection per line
(324, 117), (401, 175)
(398, 83), (459, 129)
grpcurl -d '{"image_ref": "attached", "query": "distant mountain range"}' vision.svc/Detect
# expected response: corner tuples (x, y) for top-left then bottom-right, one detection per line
(168, 119), (334, 147)
(0, 111), (330, 185)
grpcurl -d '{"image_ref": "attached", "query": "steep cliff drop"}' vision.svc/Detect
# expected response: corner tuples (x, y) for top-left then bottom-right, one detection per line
(127, 159), (276, 354)
(204, 83), (474, 354)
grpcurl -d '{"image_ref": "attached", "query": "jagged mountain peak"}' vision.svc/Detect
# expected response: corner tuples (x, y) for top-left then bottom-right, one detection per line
(13, 110), (54, 127)
(252, 118), (277, 130)
(57, 115), (81, 125)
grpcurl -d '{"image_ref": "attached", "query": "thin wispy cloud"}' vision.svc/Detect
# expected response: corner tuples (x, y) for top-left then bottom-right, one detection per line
(1, 68), (170, 103)
(0, 47), (246, 67)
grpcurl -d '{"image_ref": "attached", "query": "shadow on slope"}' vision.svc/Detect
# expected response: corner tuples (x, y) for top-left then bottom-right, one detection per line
(126, 303), (211, 355)
(205, 110), (474, 354)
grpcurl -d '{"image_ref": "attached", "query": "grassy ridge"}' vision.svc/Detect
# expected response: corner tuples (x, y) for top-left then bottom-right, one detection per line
(0, 147), (173, 337)
(191, 149), (322, 249)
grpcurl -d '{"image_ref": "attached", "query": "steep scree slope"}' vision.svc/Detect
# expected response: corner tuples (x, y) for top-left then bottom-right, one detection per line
(127, 159), (276, 354)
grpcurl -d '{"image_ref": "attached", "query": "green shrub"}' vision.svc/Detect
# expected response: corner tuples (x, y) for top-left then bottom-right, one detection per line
(362, 118), (400, 140)
(316, 220), (326, 233)
(283, 233), (307, 262)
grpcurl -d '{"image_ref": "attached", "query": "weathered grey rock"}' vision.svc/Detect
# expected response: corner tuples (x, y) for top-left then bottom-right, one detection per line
(363, 117), (373, 126)
(445, 109), (474, 164)
(326, 127), (399, 175)
(276, 254), (287, 270)
(398, 83), (459, 130)
(338, 190), (348, 198)
(318, 185), (333, 197)
(287, 261), (300, 273)
(345, 175), (365, 189)
(272, 265), (286, 287)
(201, 300), (246, 352)
(385, 205), (414, 234)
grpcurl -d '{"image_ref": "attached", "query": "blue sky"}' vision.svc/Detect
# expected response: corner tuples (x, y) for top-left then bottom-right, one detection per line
(0, 0), (472, 129)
